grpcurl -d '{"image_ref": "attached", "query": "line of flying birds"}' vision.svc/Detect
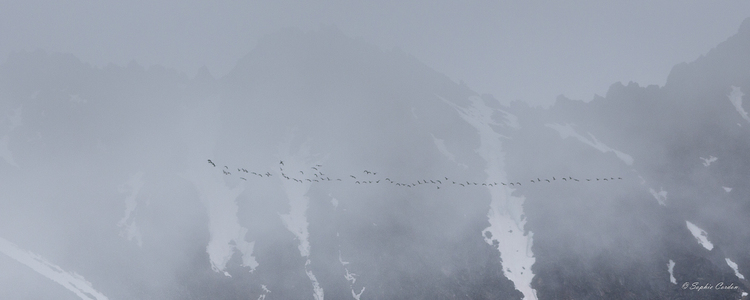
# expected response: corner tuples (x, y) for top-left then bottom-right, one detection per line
(207, 159), (623, 189)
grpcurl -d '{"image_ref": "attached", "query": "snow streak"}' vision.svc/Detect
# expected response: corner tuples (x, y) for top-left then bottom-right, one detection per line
(0, 236), (109, 300)
(441, 95), (537, 300)
(277, 141), (325, 300)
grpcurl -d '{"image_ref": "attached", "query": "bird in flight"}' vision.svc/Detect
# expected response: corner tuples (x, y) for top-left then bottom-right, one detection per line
(280, 161), (284, 166)
(207, 159), (216, 167)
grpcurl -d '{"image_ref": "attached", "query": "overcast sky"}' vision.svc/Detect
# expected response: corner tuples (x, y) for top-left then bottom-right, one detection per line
(2, 1), (749, 106)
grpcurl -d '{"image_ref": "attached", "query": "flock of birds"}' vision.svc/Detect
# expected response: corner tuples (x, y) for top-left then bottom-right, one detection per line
(207, 159), (623, 189)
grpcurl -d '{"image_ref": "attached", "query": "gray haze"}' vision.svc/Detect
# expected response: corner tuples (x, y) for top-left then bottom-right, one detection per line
(1, 3), (750, 300)
(2, 1), (749, 106)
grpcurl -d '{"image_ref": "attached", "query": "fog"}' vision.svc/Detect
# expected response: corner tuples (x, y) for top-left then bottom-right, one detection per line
(1, 2), (750, 300)
(2, 1), (750, 106)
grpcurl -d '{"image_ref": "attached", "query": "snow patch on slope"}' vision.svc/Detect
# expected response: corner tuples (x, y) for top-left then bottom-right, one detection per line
(685, 221), (714, 251)
(441, 95), (537, 300)
(117, 172), (145, 247)
(545, 123), (634, 166)
(668, 259), (677, 284)
(277, 141), (324, 300)
(179, 98), (258, 276)
(181, 164), (258, 276)
(700, 156), (717, 167)
(728, 86), (750, 123)
(725, 258), (745, 280)
(0, 236), (109, 300)
(649, 188), (668, 206)
(339, 250), (365, 299)
(257, 285), (271, 300)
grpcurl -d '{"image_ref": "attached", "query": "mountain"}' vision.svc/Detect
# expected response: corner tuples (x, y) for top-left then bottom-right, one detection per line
(0, 20), (749, 299)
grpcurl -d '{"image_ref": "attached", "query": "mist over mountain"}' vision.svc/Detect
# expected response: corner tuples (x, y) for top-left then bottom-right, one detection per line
(1, 20), (749, 300)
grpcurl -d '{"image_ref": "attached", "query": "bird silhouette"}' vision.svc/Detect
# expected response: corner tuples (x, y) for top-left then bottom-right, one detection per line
(240, 177), (247, 181)
(545, 179), (550, 183)
(280, 161), (284, 166)
(207, 159), (216, 167)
